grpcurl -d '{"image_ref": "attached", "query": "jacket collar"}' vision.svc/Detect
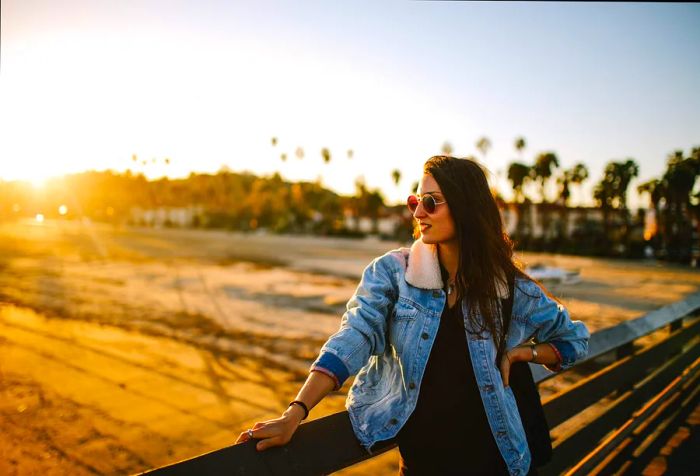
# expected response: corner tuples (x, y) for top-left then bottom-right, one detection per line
(405, 240), (444, 290)
(404, 239), (509, 298)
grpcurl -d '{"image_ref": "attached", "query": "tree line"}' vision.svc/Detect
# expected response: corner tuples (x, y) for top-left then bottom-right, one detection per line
(0, 168), (389, 237)
(1, 139), (698, 264)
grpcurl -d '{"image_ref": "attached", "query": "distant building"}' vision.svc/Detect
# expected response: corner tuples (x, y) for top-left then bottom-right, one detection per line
(130, 206), (204, 227)
(499, 202), (631, 238)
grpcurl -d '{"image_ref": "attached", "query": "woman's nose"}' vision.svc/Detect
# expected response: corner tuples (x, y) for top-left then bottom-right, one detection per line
(413, 201), (427, 219)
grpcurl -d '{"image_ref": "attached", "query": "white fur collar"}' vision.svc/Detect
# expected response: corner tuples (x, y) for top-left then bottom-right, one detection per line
(404, 239), (509, 298)
(405, 240), (444, 290)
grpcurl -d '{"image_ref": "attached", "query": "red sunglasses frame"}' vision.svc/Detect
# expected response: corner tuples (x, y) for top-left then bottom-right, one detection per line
(407, 193), (446, 214)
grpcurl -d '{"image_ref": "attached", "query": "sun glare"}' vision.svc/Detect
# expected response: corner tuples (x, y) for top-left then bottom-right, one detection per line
(28, 175), (50, 189)
(35, 214), (45, 223)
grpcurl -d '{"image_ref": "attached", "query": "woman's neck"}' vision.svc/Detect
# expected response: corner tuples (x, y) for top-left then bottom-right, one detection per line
(437, 242), (460, 282)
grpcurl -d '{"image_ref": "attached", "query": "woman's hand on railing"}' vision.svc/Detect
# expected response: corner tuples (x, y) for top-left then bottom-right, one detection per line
(235, 404), (306, 451)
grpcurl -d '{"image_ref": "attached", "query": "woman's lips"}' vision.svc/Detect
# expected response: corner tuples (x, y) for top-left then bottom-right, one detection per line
(420, 223), (431, 233)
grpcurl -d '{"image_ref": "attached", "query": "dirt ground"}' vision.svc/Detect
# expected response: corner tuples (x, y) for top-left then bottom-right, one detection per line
(1, 219), (699, 475)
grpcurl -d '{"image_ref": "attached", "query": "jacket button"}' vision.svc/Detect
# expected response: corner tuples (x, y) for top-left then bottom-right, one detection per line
(432, 291), (441, 298)
(409, 382), (416, 390)
(390, 418), (398, 425)
(421, 332), (429, 340)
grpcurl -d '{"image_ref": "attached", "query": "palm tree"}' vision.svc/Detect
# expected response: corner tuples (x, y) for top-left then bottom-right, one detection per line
(558, 163), (588, 207)
(365, 189), (385, 234)
(514, 137), (526, 158)
(569, 163), (589, 205)
(660, 150), (700, 261)
(531, 152), (560, 203)
(321, 148), (331, 164)
(353, 177), (366, 232)
(530, 152), (559, 243)
(392, 169), (402, 187)
(613, 159), (640, 210)
(594, 159), (639, 251)
(476, 136), (491, 160)
(507, 162), (532, 240)
(637, 178), (661, 212)
(556, 163), (588, 241)
(441, 142), (453, 156)
(593, 177), (615, 245)
(507, 163), (531, 203)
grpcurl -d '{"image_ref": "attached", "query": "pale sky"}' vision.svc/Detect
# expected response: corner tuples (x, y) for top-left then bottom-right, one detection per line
(1, 0), (699, 207)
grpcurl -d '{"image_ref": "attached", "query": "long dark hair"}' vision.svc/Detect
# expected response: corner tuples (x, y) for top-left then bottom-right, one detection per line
(424, 156), (528, 347)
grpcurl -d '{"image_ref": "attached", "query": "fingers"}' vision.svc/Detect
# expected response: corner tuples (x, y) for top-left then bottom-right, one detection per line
(236, 429), (255, 444)
(236, 422), (284, 446)
(499, 354), (511, 388)
(236, 416), (298, 450)
(256, 435), (284, 451)
(236, 423), (265, 444)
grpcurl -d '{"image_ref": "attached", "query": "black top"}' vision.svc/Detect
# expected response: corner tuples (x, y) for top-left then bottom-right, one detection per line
(396, 300), (509, 476)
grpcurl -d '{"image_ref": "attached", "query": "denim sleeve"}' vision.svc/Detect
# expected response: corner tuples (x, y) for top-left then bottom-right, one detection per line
(309, 254), (397, 390)
(527, 283), (590, 370)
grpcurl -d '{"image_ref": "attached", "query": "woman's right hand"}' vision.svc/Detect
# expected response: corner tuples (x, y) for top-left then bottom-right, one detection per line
(235, 404), (306, 451)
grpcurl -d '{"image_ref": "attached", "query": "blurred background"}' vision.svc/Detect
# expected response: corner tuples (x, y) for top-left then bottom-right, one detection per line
(1, 1), (699, 475)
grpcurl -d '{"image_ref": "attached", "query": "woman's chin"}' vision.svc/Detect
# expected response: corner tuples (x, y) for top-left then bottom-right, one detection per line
(420, 235), (438, 244)
(420, 233), (456, 245)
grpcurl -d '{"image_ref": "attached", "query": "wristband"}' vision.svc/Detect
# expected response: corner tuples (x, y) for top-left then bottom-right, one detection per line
(288, 400), (309, 420)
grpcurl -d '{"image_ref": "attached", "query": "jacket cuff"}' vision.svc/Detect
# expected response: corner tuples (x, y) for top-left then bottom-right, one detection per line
(544, 342), (563, 372)
(310, 351), (349, 391)
(548, 340), (576, 370)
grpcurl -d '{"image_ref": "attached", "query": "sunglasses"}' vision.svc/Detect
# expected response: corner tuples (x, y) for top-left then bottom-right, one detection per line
(407, 193), (446, 214)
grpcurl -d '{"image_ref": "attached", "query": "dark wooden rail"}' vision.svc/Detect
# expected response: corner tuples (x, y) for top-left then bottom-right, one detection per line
(141, 291), (700, 476)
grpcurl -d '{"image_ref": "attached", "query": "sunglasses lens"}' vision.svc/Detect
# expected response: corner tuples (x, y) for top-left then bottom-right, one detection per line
(407, 195), (418, 212)
(423, 195), (436, 213)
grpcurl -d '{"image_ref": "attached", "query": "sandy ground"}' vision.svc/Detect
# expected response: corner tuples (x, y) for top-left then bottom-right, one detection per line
(1, 219), (699, 475)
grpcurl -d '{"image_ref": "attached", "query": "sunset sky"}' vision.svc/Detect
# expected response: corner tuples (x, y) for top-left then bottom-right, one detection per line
(1, 0), (699, 206)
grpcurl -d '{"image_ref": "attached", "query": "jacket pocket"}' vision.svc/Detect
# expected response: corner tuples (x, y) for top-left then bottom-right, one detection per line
(389, 300), (419, 355)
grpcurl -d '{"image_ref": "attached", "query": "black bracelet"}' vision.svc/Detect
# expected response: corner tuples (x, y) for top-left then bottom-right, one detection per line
(288, 400), (309, 420)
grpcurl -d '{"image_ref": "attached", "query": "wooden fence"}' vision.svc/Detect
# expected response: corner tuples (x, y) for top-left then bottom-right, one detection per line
(143, 291), (700, 476)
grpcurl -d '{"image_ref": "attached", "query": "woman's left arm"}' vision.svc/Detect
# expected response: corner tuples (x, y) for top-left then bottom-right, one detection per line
(524, 284), (590, 371)
(500, 342), (562, 387)
(500, 285), (589, 385)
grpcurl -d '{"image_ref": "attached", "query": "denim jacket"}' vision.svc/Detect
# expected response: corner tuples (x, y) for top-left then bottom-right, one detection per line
(310, 240), (590, 476)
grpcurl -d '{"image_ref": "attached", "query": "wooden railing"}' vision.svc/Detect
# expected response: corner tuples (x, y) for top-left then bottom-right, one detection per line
(142, 292), (700, 476)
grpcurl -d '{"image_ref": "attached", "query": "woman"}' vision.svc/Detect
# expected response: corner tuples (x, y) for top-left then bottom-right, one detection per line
(236, 156), (589, 476)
